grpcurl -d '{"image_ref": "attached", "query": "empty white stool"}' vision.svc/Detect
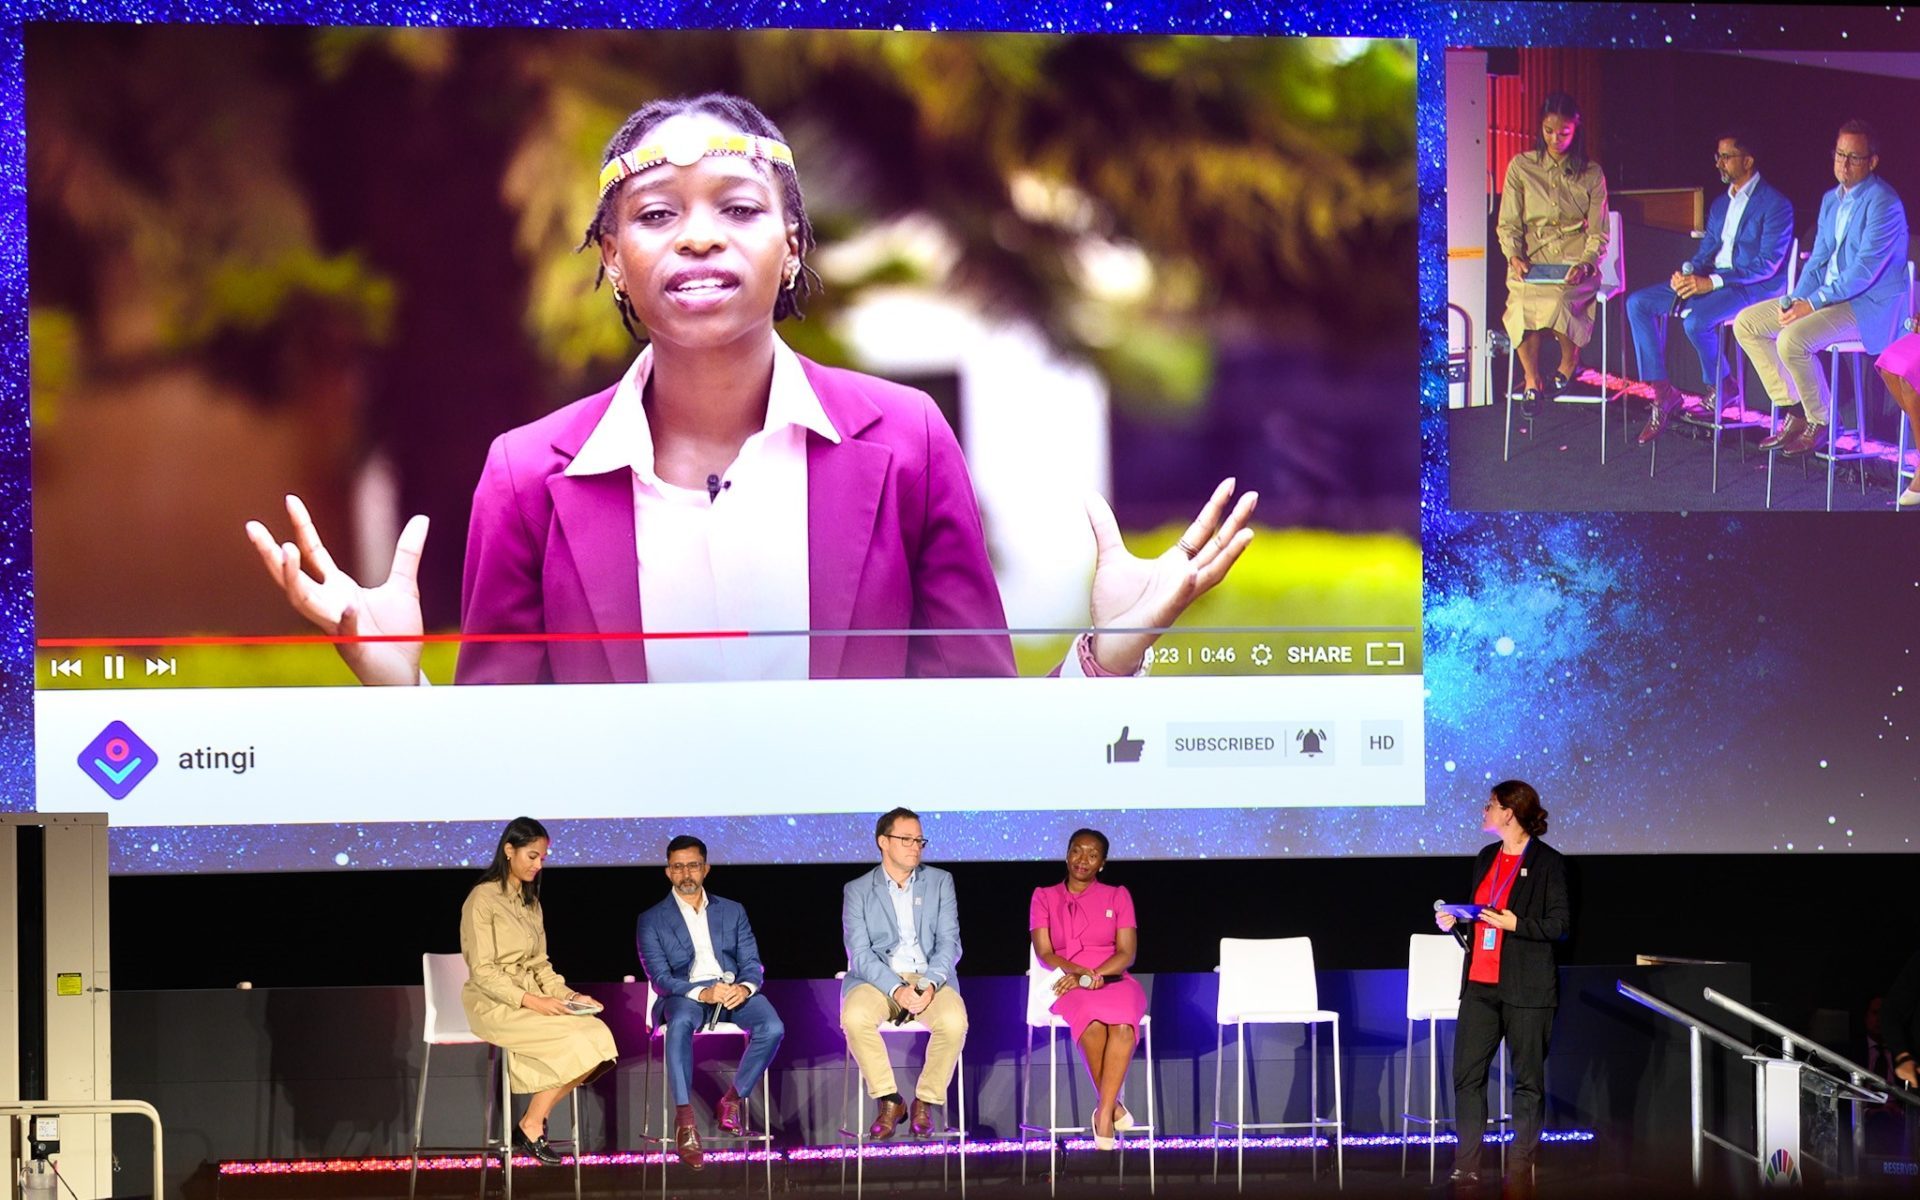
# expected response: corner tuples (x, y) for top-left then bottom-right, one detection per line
(1211, 937), (1343, 1191)
(1401, 934), (1465, 1182)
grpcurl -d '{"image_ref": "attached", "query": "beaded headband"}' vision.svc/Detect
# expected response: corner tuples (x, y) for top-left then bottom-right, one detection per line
(597, 129), (796, 200)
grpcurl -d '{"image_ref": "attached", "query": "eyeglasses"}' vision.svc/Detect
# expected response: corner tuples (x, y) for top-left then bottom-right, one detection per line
(1834, 150), (1873, 164)
(884, 835), (929, 849)
(1713, 152), (1748, 163)
(665, 861), (706, 873)
(1483, 799), (1502, 811)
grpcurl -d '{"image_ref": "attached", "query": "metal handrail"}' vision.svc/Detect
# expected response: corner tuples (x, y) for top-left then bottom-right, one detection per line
(1616, 980), (1764, 1184)
(1622, 980), (1910, 1187)
(1617, 982), (1770, 1059)
(1704, 987), (1914, 1108)
(2, 1099), (165, 1200)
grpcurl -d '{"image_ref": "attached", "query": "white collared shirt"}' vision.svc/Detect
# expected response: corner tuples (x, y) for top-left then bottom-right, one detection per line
(673, 890), (725, 998)
(564, 335), (840, 683)
(885, 868), (929, 977)
(1709, 173), (1760, 285)
(671, 890), (757, 999)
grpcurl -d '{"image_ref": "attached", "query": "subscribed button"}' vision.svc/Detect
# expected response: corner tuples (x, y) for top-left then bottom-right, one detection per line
(1167, 723), (1334, 767)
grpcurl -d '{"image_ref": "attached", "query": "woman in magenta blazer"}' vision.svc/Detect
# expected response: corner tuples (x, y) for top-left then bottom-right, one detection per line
(1030, 828), (1147, 1150)
(246, 93), (1256, 684)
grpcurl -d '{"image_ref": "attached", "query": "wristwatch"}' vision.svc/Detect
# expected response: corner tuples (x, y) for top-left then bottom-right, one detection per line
(1077, 973), (1095, 988)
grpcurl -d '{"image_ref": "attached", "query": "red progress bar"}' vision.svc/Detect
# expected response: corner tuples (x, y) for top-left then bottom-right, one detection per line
(36, 631), (752, 648)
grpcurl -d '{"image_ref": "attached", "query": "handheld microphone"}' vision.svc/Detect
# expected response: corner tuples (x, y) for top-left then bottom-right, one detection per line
(890, 982), (926, 1026)
(1670, 261), (1696, 316)
(705, 474), (731, 502)
(703, 970), (736, 1031)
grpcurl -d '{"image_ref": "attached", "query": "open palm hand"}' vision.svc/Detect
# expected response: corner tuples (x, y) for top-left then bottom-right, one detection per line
(1084, 478), (1258, 673)
(244, 494), (431, 686)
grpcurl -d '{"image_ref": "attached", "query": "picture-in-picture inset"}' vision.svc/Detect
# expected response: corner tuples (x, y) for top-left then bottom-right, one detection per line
(1445, 46), (1920, 513)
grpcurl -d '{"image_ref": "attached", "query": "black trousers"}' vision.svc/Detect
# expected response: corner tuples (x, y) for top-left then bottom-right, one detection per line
(1452, 982), (1554, 1174)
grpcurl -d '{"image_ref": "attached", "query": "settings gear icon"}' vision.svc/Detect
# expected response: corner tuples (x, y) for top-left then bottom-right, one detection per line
(1250, 643), (1274, 667)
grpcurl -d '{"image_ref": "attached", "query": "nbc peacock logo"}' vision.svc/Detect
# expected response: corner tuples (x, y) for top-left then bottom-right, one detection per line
(1765, 1148), (1797, 1185)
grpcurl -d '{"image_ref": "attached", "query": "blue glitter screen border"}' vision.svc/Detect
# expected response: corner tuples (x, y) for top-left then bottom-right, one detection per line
(4, 2), (1914, 871)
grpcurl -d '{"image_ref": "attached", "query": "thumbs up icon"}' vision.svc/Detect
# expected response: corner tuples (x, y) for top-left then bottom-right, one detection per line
(1106, 726), (1145, 764)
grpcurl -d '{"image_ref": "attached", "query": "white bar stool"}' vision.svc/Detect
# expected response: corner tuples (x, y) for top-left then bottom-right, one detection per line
(637, 991), (774, 1196)
(1504, 210), (1628, 463)
(834, 973), (967, 1197)
(410, 952), (580, 1200)
(1398, 934), (1512, 1181)
(1017, 962), (1156, 1194)
(1210, 937), (1343, 1192)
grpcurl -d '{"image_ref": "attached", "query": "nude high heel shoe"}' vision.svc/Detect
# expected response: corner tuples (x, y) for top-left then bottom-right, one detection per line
(1091, 1110), (1116, 1151)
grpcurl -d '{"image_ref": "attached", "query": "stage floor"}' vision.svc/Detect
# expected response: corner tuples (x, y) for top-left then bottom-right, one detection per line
(203, 1135), (1653, 1199)
(200, 1165), (1742, 1200)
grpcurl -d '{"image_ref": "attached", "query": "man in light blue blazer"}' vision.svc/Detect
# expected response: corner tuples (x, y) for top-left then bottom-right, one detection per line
(637, 835), (784, 1171)
(1735, 118), (1912, 457)
(1625, 131), (1795, 442)
(840, 807), (966, 1140)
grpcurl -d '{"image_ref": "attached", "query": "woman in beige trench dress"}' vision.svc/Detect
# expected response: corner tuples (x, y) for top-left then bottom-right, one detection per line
(461, 817), (619, 1164)
(1498, 91), (1610, 419)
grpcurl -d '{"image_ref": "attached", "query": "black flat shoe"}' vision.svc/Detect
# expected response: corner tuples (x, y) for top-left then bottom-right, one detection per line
(512, 1127), (566, 1166)
(1518, 388), (1542, 420)
(1548, 371), (1569, 399)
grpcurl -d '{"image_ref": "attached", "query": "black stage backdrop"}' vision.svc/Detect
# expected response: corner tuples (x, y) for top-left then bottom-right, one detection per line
(127, 854), (1918, 1044)
(1593, 50), (1920, 207)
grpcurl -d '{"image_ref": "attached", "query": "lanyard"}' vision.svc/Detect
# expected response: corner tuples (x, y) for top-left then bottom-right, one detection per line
(1485, 852), (1524, 910)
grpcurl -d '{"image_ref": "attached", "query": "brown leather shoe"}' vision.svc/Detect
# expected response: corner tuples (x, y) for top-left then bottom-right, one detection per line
(869, 1096), (907, 1139)
(1679, 387), (1720, 429)
(1779, 420), (1829, 457)
(675, 1119), (704, 1170)
(716, 1088), (745, 1136)
(1759, 410), (1807, 451)
(910, 1098), (936, 1137)
(1637, 383), (1681, 444)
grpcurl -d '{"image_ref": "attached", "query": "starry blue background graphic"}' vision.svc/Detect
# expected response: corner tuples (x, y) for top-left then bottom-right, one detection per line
(4, 2), (1916, 870)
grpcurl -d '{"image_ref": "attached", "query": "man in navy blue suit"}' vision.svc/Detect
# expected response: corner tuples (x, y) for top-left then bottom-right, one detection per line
(637, 835), (785, 1170)
(1625, 131), (1795, 443)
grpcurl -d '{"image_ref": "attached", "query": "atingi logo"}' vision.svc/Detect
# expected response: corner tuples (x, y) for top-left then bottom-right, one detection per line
(77, 720), (157, 800)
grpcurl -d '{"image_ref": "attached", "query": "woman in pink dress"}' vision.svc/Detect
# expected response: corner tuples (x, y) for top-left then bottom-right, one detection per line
(1029, 828), (1148, 1150)
(1875, 332), (1920, 507)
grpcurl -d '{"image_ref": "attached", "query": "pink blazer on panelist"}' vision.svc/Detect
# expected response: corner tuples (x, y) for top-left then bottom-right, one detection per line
(454, 356), (1019, 684)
